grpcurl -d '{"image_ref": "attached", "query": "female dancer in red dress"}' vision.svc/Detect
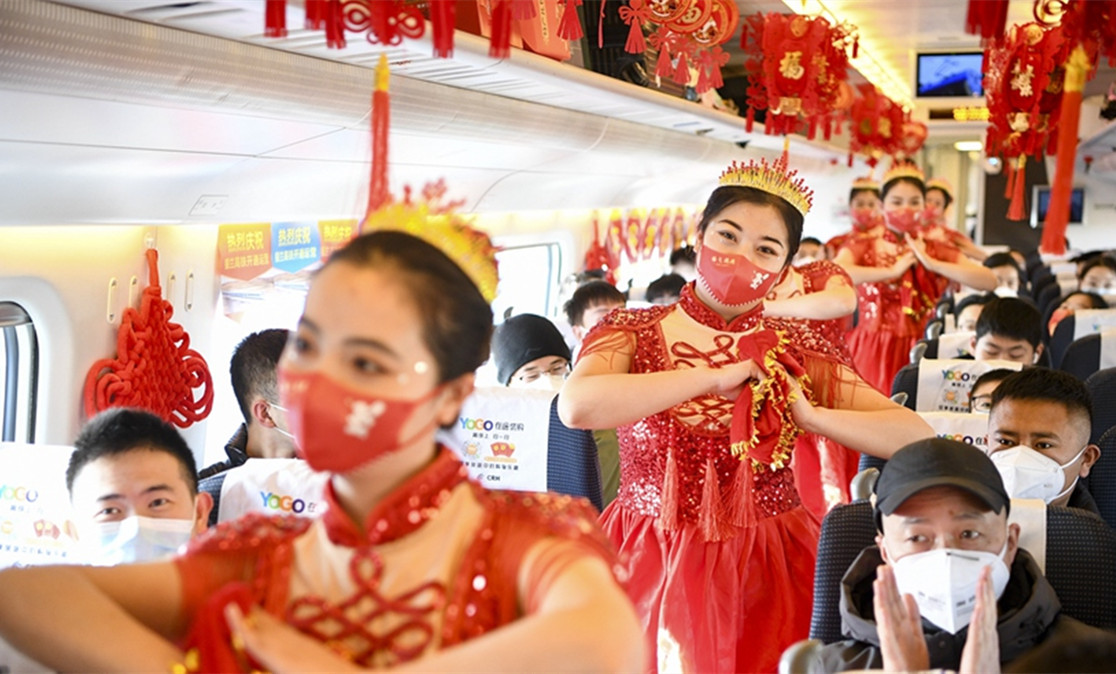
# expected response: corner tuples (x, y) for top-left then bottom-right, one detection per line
(559, 158), (933, 674)
(0, 228), (645, 673)
(923, 177), (987, 262)
(834, 163), (996, 394)
(825, 176), (886, 259)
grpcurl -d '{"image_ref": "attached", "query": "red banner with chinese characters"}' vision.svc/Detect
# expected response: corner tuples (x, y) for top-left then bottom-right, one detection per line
(217, 224), (272, 281)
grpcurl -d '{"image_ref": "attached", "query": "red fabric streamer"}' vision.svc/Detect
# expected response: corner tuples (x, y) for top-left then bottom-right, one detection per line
(431, 0), (456, 57)
(618, 0), (650, 54)
(265, 0), (287, 37)
(965, 0), (1008, 43)
(83, 249), (213, 429)
(1007, 157), (1027, 221)
(489, 0), (513, 58)
(728, 329), (808, 472)
(366, 56), (391, 218)
(324, 0), (345, 48)
(1041, 45), (1092, 255)
(558, 0), (584, 40)
(510, 0), (537, 20)
(305, 0), (325, 29)
(672, 50), (689, 85)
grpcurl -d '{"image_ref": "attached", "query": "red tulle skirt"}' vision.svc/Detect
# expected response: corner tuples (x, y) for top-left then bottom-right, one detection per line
(793, 433), (861, 521)
(601, 503), (819, 673)
(845, 326), (917, 395)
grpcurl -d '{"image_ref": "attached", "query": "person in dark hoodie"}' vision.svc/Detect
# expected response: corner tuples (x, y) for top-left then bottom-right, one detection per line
(816, 438), (1106, 672)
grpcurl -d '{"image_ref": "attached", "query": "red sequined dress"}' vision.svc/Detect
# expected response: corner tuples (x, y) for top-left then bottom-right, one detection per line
(838, 229), (959, 394)
(765, 261), (860, 520)
(585, 284), (836, 674)
(172, 449), (620, 671)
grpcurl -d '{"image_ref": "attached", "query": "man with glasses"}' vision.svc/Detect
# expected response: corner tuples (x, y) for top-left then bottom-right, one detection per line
(493, 314), (572, 392)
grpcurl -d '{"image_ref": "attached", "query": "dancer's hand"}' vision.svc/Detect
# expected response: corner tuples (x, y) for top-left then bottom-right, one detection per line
(709, 359), (767, 400)
(225, 603), (364, 674)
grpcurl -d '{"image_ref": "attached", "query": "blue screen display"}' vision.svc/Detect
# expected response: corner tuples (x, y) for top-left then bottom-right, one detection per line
(916, 53), (985, 97)
(1034, 187), (1085, 226)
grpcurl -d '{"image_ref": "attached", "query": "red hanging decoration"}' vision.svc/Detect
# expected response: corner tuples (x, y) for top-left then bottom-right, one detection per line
(558, 0), (584, 40)
(1007, 156), (1028, 221)
(83, 249), (214, 429)
(618, 0), (652, 54)
(511, 0), (537, 21)
(265, 0), (287, 37)
(366, 55), (392, 218)
(489, 0), (514, 58)
(431, 0), (456, 58)
(305, 0), (325, 29)
(324, 0), (346, 48)
(965, 0), (1009, 43)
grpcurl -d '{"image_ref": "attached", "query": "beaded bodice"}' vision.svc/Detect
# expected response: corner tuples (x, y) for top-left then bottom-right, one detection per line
(596, 285), (801, 540)
(179, 450), (616, 669)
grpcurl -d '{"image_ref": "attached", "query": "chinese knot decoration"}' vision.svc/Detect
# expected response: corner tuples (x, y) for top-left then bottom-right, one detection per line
(984, 21), (1071, 220)
(264, 0), (585, 59)
(740, 13), (857, 139)
(844, 83), (927, 168)
(621, 0), (739, 94)
(83, 249), (214, 428)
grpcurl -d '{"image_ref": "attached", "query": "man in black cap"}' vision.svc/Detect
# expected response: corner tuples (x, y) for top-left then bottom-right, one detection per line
(492, 314), (572, 391)
(817, 437), (1104, 673)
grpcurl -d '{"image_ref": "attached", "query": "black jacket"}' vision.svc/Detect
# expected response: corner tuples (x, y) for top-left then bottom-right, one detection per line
(197, 424), (249, 480)
(816, 546), (1106, 673)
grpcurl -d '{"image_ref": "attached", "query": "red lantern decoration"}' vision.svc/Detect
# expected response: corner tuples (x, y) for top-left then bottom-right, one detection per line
(621, 0), (739, 94)
(741, 13), (856, 138)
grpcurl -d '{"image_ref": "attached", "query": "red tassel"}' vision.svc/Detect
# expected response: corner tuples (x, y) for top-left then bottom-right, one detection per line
(696, 65), (712, 94)
(672, 51), (689, 85)
(1004, 158), (1016, 198)
(727, 460), (755, 528)
(265, 0), (287, 37)
(511, 0), (537, 20)
(558, 0), (584, 41)
(965, 0), (1008, 42)
(1007, 158), (1027, 221)
(659, 447), (680, 531)
(853, 36), (859, 59)
(807, 116), (818, 140)
(655, 44), (673, 80)
(431, 0), (456, 58)
(823, 116), (833, 141)
(324, 0), (345, 48)
(305, 0), (324, 29)
(625, 15), (646, 54)
(739, 22), (747, 49)
(746, 106), (755, 132)
(598, 0), (606, 49)
(489, 0), (513, 58)
(698, 458), (729, 542)
(847, 151), (854, 168)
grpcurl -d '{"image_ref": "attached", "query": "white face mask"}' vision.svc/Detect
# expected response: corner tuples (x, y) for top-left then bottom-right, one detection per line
(993, 285), (1018, 298)
(889, 540), (1011, 634)
(523, 373), (566, 393)
(84, 516), (194, 566)
(989, 444), (1087, 503)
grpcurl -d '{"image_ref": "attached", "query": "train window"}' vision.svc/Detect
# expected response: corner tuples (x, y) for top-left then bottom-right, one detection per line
(0, 303), (38, 443)
(492, 243), (563, 322)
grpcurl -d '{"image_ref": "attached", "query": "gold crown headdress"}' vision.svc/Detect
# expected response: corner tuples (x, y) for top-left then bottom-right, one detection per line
(851, 176), (880, 191)
(925, 177), (953, 196)
(883, 160), (925, 185)
(718, 156), (814, 216)
(358, 55), (499, 303)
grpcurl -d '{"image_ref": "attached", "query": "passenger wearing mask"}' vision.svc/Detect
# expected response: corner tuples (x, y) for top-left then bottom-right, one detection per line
(987, 368), (1100, 513)
(971, 297), (1044, 365)
(563, 280), (625, 345)
(563, 281), (627, 506)
(1077, 256), (1116, 297)
(955, 292), (995, 333)
(1047, 290), (1109, 336)
(834, 162), (996, 393)
(0, 230), (643, 673)
(794, 236), (825, 265)
(968, 368), (1016, 413)
(199, 328), (296, 480)
(983, 251), (1025, 297)
(493, 313), (571, 392)
(66, 408), (212, 566)
(645, 273), (686, 305)
(669, 245), (696, 282)
(817, 438), (1107, 673)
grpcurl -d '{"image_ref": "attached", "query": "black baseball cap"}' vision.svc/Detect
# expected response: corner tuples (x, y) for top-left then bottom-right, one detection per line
(873, 437), (1010, 531)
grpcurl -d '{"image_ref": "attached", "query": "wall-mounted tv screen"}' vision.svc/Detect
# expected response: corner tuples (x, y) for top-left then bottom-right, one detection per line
(916, 52), (985, 97)
(1031, 186), (1085, 227)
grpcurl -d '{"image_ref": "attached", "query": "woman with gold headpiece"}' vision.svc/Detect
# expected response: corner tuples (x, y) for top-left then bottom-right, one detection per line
(0, 224), (646, 672)
(923, 177), (988, 262)
(833, 162), (997, 394)
(559, 157), (933, 674)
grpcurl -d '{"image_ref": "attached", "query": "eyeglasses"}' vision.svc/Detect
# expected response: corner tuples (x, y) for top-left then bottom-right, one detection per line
(514, 362), (570, 384)
(970, 396), (993, 413)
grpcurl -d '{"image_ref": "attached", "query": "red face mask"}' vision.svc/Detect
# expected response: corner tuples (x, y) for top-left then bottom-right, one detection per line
(278, 368), (442, 473)
(697, 248), (780, 307)
(851, 208), (882, 232)
(886, 208), (922, 235)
